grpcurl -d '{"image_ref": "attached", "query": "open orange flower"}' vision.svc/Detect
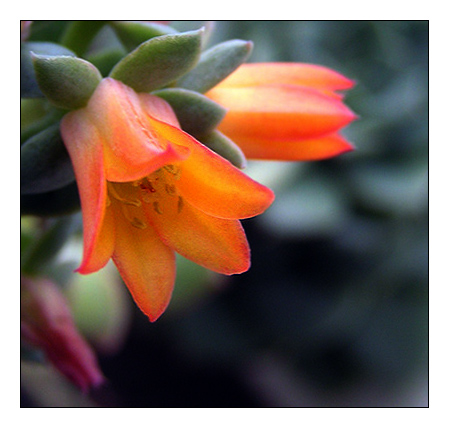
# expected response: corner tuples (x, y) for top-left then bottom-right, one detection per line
(206, 63), (357, 161)
(60, 78), (274, 321)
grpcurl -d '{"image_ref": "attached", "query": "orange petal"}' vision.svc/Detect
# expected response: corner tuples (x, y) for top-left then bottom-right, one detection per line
(61, 109), (113, 274)
(142, 192), (250, 275)
(207, 85), (357, 142)
(111, 199), (176, 322)
(147, 117), (275, 219)
(87, 78), (189, 182)
(223, 132), (354, 161)
(214, 63), (355, 91)
(139, 92), (181, 127)
(77, 205), (115, 274)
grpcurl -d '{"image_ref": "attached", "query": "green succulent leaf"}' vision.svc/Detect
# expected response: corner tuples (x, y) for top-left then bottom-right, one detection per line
(21, 98), (51, 133)
(153, 88), (226, 138)
(21, 108), (64, 145)
(109, 29), (204, 93)
(21, 42), (76, 98)
(177, 39), (253, 93)
(32, 54), (102, 110)
(21, 216), (76, 275)
(199, 131), (247, 169)
(21, 123), (75, 195)
(111, 21), (178, 51)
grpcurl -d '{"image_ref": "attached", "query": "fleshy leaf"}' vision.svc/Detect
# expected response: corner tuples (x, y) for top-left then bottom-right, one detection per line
(177, 39), (253, 93)
(21, 123), (75, 194)
(21, 217), (75, 275)
(111, 21), (178, 51)
(32, 54), (102, 110)
(109, 29), (203, 93)
(21, 99), (48, 129)
(153, 88), (226, 137)
(198, 130), (247, 169)
(21, 42), (76, 98)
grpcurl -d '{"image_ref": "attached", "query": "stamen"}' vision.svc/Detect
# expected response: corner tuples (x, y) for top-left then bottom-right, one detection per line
(141, 194), (153, 204)
(165, 183), (177, 196)
(177, 196), (184, 214)
(163, 164), (181, 180)
(145, 182), (157, 193)
(108, 184), (142, 207)
(153, 201), (163, 215)
(131, 217), (147, 229)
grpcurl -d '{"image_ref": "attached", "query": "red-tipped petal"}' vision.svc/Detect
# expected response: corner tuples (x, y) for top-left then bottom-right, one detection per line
(111, 199), (176, 322)
(225, 132), (354, 161)
(61, 110), (113, 274)
(76, 206), (115, 274)
(215, 63), (355, 91)
(139, 92), (181, 127)
(207, 85), (357, 143)
(87, 78), (189, 183)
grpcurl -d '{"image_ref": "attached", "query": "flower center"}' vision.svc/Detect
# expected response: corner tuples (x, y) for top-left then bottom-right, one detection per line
(108, 164), (184, 229)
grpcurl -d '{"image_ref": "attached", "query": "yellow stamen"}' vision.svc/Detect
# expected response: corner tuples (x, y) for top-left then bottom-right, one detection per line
(165, 183), (177, 196)
(153, 201), (163, 215)
(108, 183), (141, 207)
(177, 196), (184, 214)
(130, 217), (147, 229)
(163, 164), (181, 180)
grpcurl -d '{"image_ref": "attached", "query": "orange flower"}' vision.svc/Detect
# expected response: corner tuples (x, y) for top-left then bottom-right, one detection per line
(206, 63), (357, 161)
(60, 78), (274, 322)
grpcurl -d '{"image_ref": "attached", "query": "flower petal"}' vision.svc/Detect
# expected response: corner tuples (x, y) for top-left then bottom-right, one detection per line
(111, 199), (176, 322)
(87, 78), (189, 182)
(223, 132), (354, 161)
(207, 85), (357, 142)
(142, 192), (250, 275)
(146, 117), (275, 219)
(139, 91), (181, 127)
(77, 206), (115, 274)
(61, 109), (113, 274)
(214, 63), (355, 91)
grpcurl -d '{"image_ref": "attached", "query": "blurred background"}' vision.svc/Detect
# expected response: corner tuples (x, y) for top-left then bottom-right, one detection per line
(21, 20), (429, 407)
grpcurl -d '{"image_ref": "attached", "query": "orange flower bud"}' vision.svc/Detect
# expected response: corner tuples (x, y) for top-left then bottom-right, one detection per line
(206, 63), (357, 161)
